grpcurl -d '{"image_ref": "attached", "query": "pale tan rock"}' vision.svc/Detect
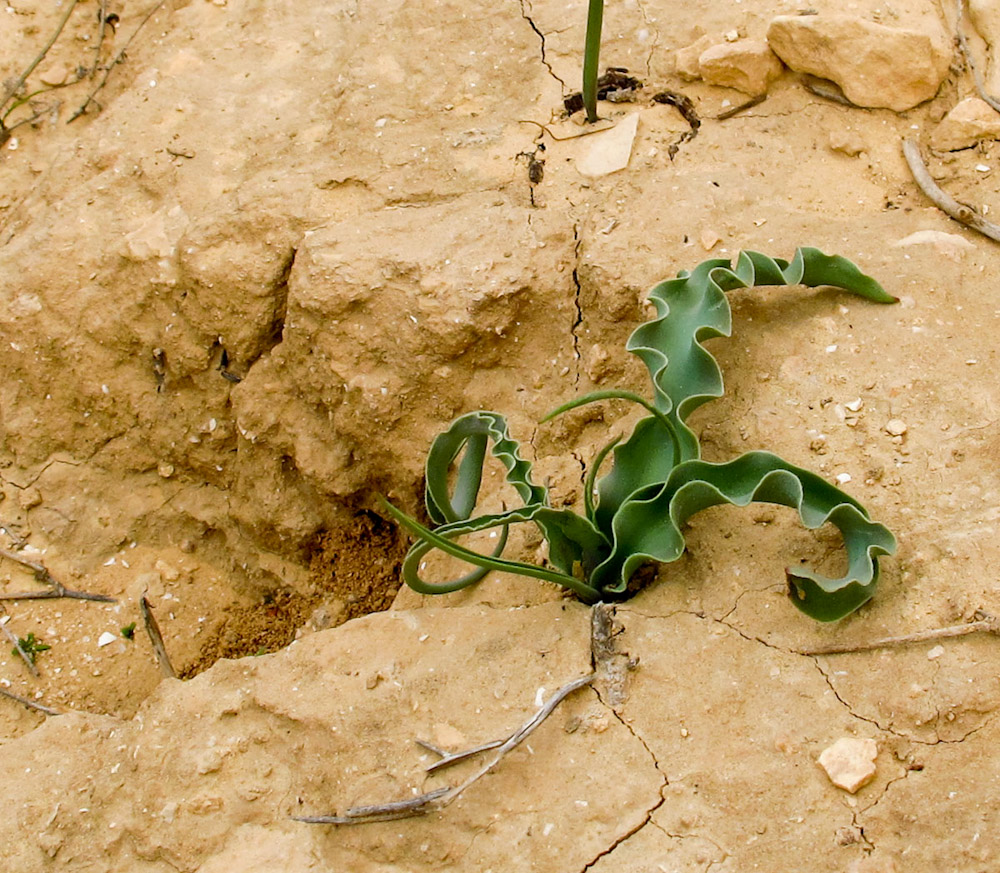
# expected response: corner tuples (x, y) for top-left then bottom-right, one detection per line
(575, 112), (639, 177)
(38, 63), (69, 86)
(818, 737), (878, 793)
(698, 40), (784, 96)
(893, 229), (975, 260)
(675, 34), (715, 80)
(767, 15), (950, 111)
(828, 128), (866, 156)
(930, 97), (1000, 151)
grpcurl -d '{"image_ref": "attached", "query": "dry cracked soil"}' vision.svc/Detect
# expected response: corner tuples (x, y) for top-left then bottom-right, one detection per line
(1, 0), (1000, 870)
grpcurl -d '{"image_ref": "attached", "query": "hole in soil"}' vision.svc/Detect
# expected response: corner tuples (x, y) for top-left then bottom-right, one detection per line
(180, 510), (407, 678)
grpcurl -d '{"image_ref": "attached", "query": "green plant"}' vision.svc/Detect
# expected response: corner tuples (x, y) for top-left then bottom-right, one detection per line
(381, 248), (898, 622)
(13, 632), (51, 664)
(582, 0), (605, 123)
(121, 622), (136, 640)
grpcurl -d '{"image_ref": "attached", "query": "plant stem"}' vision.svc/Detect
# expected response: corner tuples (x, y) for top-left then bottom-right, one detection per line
(582, 0), (604, 123)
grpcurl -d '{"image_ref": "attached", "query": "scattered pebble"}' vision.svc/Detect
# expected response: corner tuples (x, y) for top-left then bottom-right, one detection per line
(885, 419), (907, 436)
(835, 472), (852, 485)
(818, 737), (878, 793)
(97, 631), (117, 648)
(927, 645), (945, 660)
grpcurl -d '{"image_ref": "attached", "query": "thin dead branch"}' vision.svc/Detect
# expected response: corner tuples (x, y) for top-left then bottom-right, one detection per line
(0, 547), (115, 603)
(140, 594), (177, 679)
(0, 0), (82, 112)
(716, 93), (766, 120)
(0, 615), (39, 677)
(955, 0), (1000, 114)
(293, 672), (595, 824)
(800, 614), (1000, 655)
(0, 685), (60, 716)
(902, 138), (1000, 242)
(69, 0), (169, 123)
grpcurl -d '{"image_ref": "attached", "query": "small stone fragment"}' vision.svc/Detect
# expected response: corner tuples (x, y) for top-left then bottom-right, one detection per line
(767, 15), (950, 111)
(698, 40), (784, 96)
(700, 228), (721, 251)
(927, 644), (945, 660)
(818, 737), (878, 793)
(828, 128), (866, 157)
(885, 419), (908, 436)
(18, 487), (42, 510)
(930, 97), (1000, 151)
(97, 631), (117, 647)
(38, 64), (70, 86)
(575, 113), (639, 178)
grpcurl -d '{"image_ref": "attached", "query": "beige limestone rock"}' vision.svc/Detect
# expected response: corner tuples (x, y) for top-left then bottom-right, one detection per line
(930, 97), (1000, 151)
(0, 603), (667, 873)
(675, 34), (715, 80)
(818, 737), (878, 793)
(698, 40), (784, 96)
(767, 15), (950, 111)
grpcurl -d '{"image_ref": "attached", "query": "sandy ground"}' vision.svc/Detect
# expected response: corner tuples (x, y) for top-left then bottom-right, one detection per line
(1, 0), (999, 869)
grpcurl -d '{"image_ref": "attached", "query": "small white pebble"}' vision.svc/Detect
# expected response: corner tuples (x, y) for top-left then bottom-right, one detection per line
(836, 472), (852, 485)
(885, 419), (907, 436)
(927, 645), (945, 660)
(826, 344), (838, 353)
(844, 398), (863, 412)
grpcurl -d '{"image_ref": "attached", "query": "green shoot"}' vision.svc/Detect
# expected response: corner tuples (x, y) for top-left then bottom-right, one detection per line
(582, 0), (604, 123)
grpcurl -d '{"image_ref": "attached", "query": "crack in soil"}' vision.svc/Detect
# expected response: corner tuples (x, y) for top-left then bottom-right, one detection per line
(517, 0), (565, 89)
(633, 0), (659, 79)
(629, 606), (995, 747)
(580, 700), (668, 872)
(570, 223), (583, 390)
(579, 604), (668, 871)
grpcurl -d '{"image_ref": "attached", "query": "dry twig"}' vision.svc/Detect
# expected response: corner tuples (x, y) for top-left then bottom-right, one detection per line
(800, 613), (1000, 655)
(69, 0), (169, 123)
(955, 0), (1000, 114)
(0, 615), (39, 677)
(902, 138), (1000, 242)
(0, 0), (82, 112)
(294, 672), (595, 824)
(0, 685), (60, 716)
(0, 547), (115, 603)
(140, 594), (177, 679)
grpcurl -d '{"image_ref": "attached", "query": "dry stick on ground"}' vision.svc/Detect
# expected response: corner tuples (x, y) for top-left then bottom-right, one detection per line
(955, 0), (1000, 114)
(68, 0), (169, 123)
(0, 547), (115, 603)
(800, 614), (1000, 656)
(0, 613), (39, 677)
(293, 672), (596, 825)
(140, 594), (177, 679)
(0, 685), (61, 716)
(0, 0), (82, 112)
(902, 138), (1000, 242)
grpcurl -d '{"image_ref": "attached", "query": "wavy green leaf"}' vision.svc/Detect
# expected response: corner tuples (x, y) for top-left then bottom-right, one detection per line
(627, 248), (896, 462)
(424, 411), (545, 524)
(589, 452), (896, 621)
